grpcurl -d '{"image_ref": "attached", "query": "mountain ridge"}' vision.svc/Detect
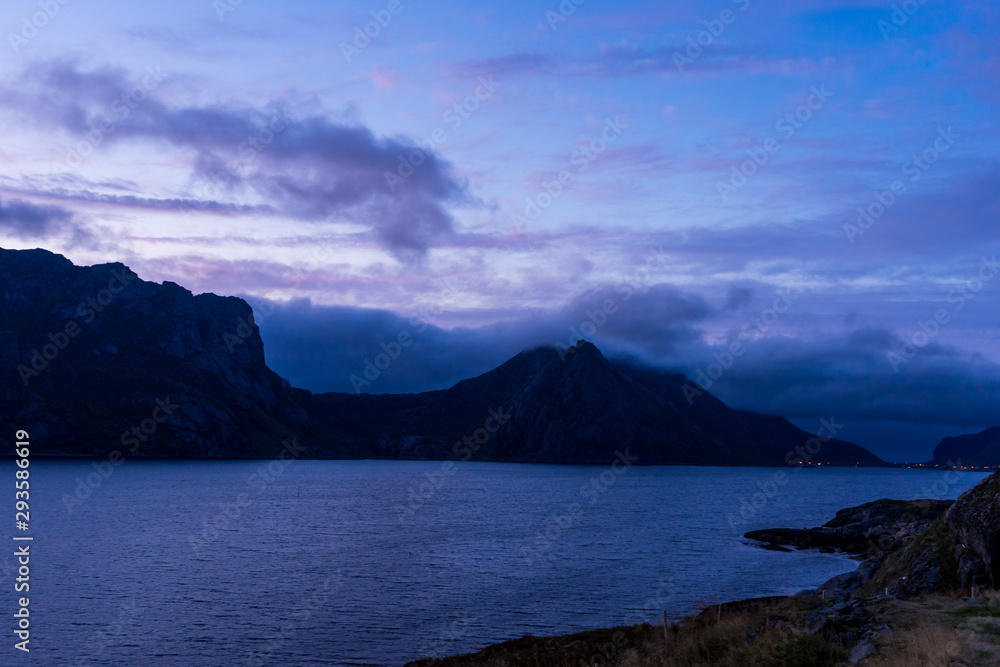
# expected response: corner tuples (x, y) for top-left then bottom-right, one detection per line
(931, 426), (1000, 467)
(1, 247), (885, 465)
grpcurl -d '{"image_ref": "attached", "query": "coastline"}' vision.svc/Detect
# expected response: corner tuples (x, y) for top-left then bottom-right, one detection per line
(8, 454), (994, 474)
(403, 589), (1000, 666)
(404, 486), (1000, 666)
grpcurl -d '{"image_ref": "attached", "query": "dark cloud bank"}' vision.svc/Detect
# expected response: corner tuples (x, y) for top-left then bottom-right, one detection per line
(0, 196), (74, 238)
(253, 283), (1000, 463)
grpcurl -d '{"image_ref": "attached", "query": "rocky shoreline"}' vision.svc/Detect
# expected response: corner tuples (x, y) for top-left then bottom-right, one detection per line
(405, 472), (1000, 666)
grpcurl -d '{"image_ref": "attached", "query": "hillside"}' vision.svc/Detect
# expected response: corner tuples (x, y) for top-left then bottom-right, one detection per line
(1, 247), (884, 465)
(932, 427), (1000, 467)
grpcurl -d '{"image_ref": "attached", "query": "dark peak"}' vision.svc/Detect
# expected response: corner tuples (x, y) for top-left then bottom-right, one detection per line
(161, 280), (193, 296)
(0, 246), (74, 267)
(453, 340), (613, 394)
(90, 260), (137, 276)
(562, 339), (612, 368)
(1, 247), (139, 284)
(932, 425), (1000, 466)
(936, 426), (1000, 448)
(566, 339), (598, 354)
(1, 246), (65, 258)
(0, 246), (246, 307)
(547, 338), (600, 362)
(511, 339), (607, 368)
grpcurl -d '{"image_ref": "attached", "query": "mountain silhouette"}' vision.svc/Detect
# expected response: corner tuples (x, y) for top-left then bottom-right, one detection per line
(1, 248), (884, 466)
(931, 426), (1000, 467)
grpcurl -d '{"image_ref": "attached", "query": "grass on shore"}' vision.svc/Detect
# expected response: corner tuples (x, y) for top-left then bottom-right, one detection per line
(405, 592), (1000, 667)
(868, 591), (1000, 666)
(406, 596), (845, 667)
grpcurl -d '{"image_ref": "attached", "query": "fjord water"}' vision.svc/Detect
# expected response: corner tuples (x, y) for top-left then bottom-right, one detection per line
(11, 460), (987, 666)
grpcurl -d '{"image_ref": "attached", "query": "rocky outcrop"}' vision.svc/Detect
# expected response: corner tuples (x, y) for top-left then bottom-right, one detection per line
(946, 471), (1000, 586)
(815, 553), (888, 599)
(747, 497), (970, 601)
(1, 248), (887, 465)
(0, 248), (325, 457)
(749, 471), (1000, 605)
(932, 426), (1000, 466)
(745, 499), (952, 555)
(409, 474), (1000, 666)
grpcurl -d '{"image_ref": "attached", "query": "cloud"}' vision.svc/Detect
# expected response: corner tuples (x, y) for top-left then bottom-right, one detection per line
(0, 196), (75, 239)
(254, 298), (529, 395)
(253, 283), (713, 395)
(4, 60), (474, 258)
(249, 278), (1000, 462)
(454, 53), (558, 76)
(557, 284), (711, 355)
(595, 163), (1000, 280)
(451, 44), (825, 79)
(0, 184), (273, 217)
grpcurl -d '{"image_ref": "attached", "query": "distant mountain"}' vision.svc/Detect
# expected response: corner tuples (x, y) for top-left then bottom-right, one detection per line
(306, 342), (883, 465)
(931, 427), (1000, 467)
(1, 248), (884, 466)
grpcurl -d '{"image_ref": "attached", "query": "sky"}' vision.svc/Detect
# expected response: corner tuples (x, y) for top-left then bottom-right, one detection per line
(0, 0), (997, 461)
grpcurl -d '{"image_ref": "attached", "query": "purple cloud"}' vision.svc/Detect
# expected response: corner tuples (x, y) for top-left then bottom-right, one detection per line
(4, 60), (475, 257)
(0, 196), (75, 239)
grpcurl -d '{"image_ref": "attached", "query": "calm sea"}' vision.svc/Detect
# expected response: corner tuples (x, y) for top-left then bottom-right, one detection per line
(1, 460), (986, 666)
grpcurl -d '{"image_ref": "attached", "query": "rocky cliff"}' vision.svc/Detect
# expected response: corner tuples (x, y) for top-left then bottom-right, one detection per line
(946, 471), (1000, 587)
(1, 247), (885, 465)
(932, 426), (1000, 467)
(747, 471), (1000, 598)
(0, 248), (322, 457)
